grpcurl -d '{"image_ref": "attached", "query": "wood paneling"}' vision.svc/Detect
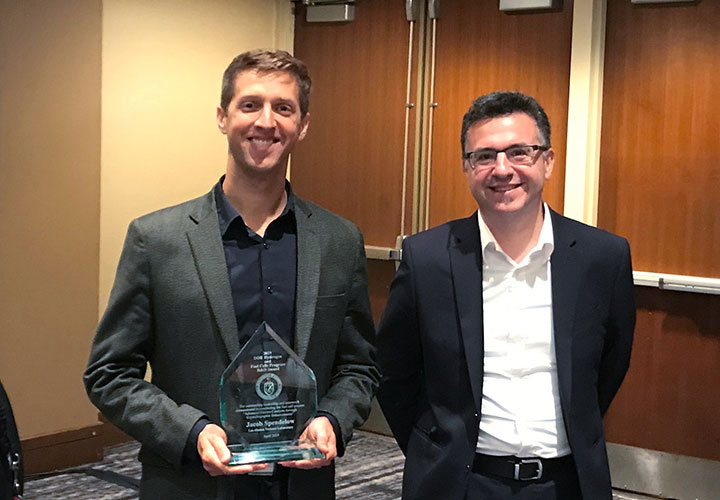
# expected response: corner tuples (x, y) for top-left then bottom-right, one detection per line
(367, 260), (396, 324)
(23, 425), (104, 475)
(22, 418), (131, 474)
(292, 0), (419, 246)
(598, 0), (720, 278)
(604, 287), (720, 462)
(427, 0), (573, 227)
(599, 0), (720, 462)
(363, 260), (396, 435)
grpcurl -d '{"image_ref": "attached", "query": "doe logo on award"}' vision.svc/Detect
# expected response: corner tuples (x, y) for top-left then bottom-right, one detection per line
(256, 373), (282, 401)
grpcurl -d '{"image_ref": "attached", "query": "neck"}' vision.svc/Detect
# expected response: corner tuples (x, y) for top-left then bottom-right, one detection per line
(481, 202), (545, 263)
(223, 159), (288, 237)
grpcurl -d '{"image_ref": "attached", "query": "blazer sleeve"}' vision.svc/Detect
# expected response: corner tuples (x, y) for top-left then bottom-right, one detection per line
(597, 237), (636, 415)
(376, 238), (425, 454)
(316, 228), (380, 452)
(83, 220), (205, 468)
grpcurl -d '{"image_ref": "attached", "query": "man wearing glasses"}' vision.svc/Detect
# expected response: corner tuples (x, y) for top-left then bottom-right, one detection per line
(377, 91), (635, 500)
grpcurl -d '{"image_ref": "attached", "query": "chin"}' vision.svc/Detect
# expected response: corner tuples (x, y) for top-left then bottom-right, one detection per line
(232, 152), (281, 172)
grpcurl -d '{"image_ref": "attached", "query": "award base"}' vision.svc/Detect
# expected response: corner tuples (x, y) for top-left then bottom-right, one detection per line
(227, 442), (325, 465)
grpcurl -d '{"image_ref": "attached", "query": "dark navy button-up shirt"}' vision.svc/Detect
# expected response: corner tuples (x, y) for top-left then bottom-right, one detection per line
(214, 178), (297, 349)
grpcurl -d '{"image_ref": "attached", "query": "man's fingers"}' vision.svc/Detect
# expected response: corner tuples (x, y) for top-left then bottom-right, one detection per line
(280, 456), (332, 469)
(210, 433), (231, 464)
(198, 424), (244, 476)
(280, 416), (338, 469)
(200, 437), (229, 476)
(223, 462), (269, 475)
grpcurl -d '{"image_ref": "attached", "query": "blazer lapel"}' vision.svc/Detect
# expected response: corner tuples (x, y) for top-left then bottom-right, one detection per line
(549, 210), (582, 413)
(293, 199), (320, 360)
(186, 191), (240, 362)
(449, 214), (485, 414)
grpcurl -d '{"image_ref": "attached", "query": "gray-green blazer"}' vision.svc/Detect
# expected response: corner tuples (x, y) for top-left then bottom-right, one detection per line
(84, 187), (379, 500)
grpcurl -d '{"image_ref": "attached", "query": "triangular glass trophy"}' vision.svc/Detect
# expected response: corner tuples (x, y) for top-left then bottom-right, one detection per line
(219, 322), (325, 465)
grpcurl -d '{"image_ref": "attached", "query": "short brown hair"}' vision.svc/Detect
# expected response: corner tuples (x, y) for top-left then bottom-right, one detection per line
(220, 49), (311, 117)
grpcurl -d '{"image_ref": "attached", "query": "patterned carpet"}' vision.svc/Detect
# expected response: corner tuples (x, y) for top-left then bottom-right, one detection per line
(23, 431), (405, 500)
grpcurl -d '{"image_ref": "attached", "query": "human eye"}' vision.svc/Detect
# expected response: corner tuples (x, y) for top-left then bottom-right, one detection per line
(238, 99), (259, 112)
(275, 102), (295, 115)
(507, 146), (532, 161)
(471, 149), (497, 165)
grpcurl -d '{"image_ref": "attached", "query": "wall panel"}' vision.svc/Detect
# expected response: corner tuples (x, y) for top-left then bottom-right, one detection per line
(0, 0), (102, 439)
(100, 0), (293, 309)
(598, 0), (720, 278)
(292, 0), (418, 247)
(604, 288), (720, 461)
(427, 0), (573, 227)
(599, 0), (720, 461)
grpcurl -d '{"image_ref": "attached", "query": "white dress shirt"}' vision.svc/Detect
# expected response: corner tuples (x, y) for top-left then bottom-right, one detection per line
(475, 204), (571, 458)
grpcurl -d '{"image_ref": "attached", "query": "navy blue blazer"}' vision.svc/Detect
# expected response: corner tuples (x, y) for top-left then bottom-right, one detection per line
(377, 209), (635, 500)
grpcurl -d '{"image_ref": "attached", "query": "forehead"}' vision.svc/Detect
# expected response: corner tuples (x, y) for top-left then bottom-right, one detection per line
(466, 112), (540, 148)
(232, 69), (300, 101)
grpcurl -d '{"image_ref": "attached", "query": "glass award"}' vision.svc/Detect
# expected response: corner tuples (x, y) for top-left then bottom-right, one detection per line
(219, 322), (325, 465)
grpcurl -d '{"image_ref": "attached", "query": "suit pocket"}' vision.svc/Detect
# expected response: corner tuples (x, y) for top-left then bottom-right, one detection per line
(315, 293), (347, 329)
(404, 425), (444, 495)
(316, 292), (346, 305)
(410, 414), (441, 452)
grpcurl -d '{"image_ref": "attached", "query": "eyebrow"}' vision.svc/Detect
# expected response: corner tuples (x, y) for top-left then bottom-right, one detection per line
(472, 143), (532, 151)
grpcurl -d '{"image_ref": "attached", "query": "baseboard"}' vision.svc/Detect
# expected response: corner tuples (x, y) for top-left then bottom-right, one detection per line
(608, 442), (720, 500)
(96, 412), (135, 447)
(22, 415), (133, 475)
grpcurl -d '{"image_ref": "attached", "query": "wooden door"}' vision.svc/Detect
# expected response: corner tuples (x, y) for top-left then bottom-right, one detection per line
(425, 0), (573, 228)
(599, 0), (720, 461)
(292, 0), (419, 248)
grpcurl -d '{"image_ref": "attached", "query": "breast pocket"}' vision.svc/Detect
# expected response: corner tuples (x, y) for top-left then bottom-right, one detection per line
(316, 292), (346, 305)
(314, 292), (347, 335)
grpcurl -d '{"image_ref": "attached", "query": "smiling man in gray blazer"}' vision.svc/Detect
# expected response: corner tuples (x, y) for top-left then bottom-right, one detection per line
(377, 91), (635, 500)
(84, 49), (379, 500)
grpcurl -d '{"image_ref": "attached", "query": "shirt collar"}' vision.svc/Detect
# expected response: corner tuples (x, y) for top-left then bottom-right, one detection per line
(214, 175), (296, 238)
(477, 203), (555, 268)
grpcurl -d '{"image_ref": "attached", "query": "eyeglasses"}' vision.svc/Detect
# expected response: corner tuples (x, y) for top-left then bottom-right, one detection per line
(463, 144), (549, 170)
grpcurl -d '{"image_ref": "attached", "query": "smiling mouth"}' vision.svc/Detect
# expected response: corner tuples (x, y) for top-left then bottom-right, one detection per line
(249, 137), (279, 146)
(490, 184), (520, 193)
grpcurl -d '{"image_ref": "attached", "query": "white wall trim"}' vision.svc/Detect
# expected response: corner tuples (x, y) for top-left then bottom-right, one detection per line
(563, 0), (607, 226)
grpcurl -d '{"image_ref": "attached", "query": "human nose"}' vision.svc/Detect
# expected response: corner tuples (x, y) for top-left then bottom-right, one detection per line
(255, 104), (276, 128)
(490, 151), (513, 174)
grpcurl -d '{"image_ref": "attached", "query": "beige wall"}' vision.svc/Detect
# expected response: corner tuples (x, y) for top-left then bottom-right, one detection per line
(0, 0), (294, 441)
(0, 0), (103, 438)
(100, 0), (294, 309)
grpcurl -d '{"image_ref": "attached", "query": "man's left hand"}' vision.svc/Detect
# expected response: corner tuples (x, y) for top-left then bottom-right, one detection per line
(279, 416), (337, 469)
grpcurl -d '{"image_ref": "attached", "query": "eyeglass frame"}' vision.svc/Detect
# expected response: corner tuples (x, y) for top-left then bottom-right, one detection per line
(463, 144), (549, 170)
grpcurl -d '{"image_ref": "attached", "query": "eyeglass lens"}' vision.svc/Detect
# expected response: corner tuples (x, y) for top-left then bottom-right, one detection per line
(466, 145), (542, 169)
